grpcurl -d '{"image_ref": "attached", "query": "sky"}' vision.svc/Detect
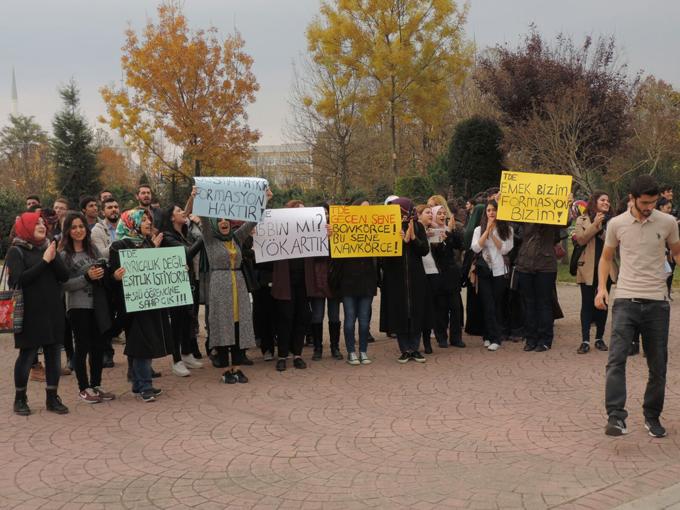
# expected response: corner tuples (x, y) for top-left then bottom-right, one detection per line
(1, 0), (679, 145)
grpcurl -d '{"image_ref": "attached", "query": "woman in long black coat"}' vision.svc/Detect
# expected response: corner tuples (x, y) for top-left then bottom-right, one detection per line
(7, 211), (70, 415)
(109, 209), (172, 402)
(380, 198), (430, 363)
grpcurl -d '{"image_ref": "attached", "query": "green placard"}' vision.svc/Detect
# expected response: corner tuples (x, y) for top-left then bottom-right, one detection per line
(119, 246), (193, 312)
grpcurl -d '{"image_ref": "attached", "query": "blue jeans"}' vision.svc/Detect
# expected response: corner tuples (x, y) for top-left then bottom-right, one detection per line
(131, 357), (153, 394)
(518, 271), (556, 347)
(310, 297), (340, 324)
(606, 298), (670, 420)
(342, 296), (373, 353)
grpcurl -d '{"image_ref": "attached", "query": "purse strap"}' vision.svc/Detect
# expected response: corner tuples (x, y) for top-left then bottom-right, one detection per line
(0, 246), (23, 291)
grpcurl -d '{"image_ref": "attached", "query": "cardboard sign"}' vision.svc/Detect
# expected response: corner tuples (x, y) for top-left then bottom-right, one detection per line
(252, 207), (329, 263)
(119, 247), (193, 312)
(193, 176), (269, 222)
(497, 171), (572, 225)
(329, 205), (402, 258)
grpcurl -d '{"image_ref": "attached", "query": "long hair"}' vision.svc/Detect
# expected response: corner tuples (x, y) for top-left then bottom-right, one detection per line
(58, 211), (97, 259)
(479, 200), (511, 241)
(159, 204), (188, 236)
(586, 191), (611, 221)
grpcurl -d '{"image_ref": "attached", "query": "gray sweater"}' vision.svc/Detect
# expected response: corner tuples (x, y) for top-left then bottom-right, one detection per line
(60, 249), (102, 311)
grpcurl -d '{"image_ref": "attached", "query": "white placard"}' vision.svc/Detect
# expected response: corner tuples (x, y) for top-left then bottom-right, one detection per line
(193, 176), (268, 222)
(252, 207), (329, 262)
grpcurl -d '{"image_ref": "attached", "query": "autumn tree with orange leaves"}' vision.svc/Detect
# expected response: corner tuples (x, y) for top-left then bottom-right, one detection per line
(100, 1), (260, 178)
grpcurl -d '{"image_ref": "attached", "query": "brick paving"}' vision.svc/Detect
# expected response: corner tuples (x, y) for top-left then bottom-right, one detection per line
(2, 284), (680, 509)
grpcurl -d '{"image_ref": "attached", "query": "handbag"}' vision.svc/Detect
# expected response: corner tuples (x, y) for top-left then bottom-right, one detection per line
(0, 252), (24, 334)
(569, 241), (585, 277)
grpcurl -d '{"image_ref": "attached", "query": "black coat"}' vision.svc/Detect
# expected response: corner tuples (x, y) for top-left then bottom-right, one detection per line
(429, 229), (464, 293)
(109, 239), (172, 359)
(6, 243), (69, 349)
(379, 222), (430, 335)
(330, 257), (378, 298)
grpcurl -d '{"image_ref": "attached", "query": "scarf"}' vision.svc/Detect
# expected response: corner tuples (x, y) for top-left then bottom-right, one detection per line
(209, 218), (235, 242)
(464, 203), (486, 249)
(14, 212), (45, 247)
(116, 209), (147, 246)
(431, 205), (447, 228)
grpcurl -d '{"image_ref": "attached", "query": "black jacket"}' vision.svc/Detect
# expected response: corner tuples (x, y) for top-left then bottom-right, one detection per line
(330, 257), (378, 298)
(430, 229), (464, 293)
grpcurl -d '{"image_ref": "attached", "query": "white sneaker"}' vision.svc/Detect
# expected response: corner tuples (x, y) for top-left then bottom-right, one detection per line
(347, 352), (360, 365)
(172, 361), (190, 377)
(483, 340), (491, 347)
(488, 343), (500, 351)
(181, 354), (203, 369)
(263, 351), (274, 361)
(359, 352), (372, 365)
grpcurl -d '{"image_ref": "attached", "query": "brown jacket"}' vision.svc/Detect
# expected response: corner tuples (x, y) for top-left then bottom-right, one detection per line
(573, 214), (619, 286)
(271, 257), (332, 300)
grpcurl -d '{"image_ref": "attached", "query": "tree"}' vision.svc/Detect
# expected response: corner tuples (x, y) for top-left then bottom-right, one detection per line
(100, 1), (260, 178)
(394, 174), (433, 203)
(52, 81), (100, 206)
(475, 29), (635, 191)
(307, 0), (471, 181)
(447, 116), (504, 197)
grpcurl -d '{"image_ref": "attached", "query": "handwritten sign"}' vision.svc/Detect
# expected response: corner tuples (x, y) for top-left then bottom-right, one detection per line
(193, 177), (269, 222)
(252, 207), (329, 263)
(119, 247), (193, 312)
(329, 205), (402, 258)
(497, 171), (573, 225)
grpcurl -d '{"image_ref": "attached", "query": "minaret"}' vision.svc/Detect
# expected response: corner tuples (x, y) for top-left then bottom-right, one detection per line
(11, 67), (18, 115)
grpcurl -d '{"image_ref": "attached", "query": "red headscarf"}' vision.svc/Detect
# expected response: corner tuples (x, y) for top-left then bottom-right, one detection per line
(14, 212), (44, 246)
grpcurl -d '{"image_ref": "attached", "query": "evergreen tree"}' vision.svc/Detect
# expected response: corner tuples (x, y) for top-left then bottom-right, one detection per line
(52, 80), (100, 206)
(447, 116), (504, 197)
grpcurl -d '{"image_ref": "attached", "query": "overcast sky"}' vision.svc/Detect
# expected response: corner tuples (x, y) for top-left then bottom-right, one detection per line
(1, 0), (678, 145)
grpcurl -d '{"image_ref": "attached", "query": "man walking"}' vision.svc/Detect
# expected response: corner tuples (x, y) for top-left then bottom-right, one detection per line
(596, 175), (680, 438)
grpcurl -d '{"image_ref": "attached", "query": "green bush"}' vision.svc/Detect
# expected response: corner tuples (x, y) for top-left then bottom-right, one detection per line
(394, 175), (434, 203)
(0, 189), (25, 258)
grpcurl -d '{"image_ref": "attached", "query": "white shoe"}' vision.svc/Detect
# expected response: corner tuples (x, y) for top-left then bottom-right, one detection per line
(181, 354), (203, 369)
(488, 343), (500, 351)
(483, 340), (491, 347)
(172, 361), (190, 377)
(347, 352), (360, 365)
(359, 352), (372, 365)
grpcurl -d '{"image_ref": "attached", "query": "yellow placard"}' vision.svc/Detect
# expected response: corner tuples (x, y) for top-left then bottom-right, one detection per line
(497, 171), (573, 225)
(329, 205), (403, 258)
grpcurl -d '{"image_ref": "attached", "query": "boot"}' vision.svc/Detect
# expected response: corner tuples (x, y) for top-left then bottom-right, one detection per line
(13, 390), (30, 416)
(311, 323), (323, 361)
(329, 321), (343, 360)
(45, 389), (69, 414)
(422, 332), (433, 354)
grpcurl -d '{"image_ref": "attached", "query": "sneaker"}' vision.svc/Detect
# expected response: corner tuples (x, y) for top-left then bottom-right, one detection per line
(577, 342), (590, 354)
(234, 370), (249, 383)
(483, 340), (491, 347)
(347, 353), (360, 365)
(645, 417), (667, 438)
(221, 371), (238, 384)
(293, 357), (307, 369)
(276, 359), (286, 372)
(181, 354), (203, 369)
(360, 352), (372, 365)
(411, 351), (426, 363)
(263, 351), (274, 362)
(93, 386), (116, 401)
(594, 339), (608, 351)
(172, 361), (190, 377)
(450, 340), (466, 348)
(30, 362), (46, 382)
(535, 344), (549, 352)
(150, 387), (162, 397)
(488, 343), (500, 351)
(605, 416), (628, 436)
(79, 388), (102, 404)
(139, 392), (156, 402)
(397, 352), (411, 364)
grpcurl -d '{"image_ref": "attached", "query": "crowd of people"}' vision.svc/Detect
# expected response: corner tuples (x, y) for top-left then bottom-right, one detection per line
(3, 176), (678, 439)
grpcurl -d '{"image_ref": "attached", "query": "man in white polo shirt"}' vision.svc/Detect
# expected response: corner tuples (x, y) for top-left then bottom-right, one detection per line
(596, 175), (680, 438)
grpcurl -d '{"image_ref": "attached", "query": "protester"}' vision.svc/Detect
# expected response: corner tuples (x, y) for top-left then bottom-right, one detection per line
(596, 175), (680, 438)
(58, 212), (118, 403)
(471, 200), (513, 351)
(160, 204), (204, 377)
(79, 196), (99, 231)
(462, 201), (486, 336)
(7, 212), (70, 415)
(136, 185), (153, 210)
(109, 209), (170, 402)
(573, 192), (618, 354)
(381, 197), (430, 362)
(25, 195), (40, 209)
(417, 204), (438, 354)
(52, 198), (69, 237)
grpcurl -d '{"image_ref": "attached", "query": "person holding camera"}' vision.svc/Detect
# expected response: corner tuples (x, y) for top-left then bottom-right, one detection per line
(59, 212), (122, 403)
(573, 192), (618, 354)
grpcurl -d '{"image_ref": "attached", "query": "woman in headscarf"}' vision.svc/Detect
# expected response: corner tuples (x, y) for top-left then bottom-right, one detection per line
(201, 189), (267, 382)
(109, 209), (171, 402)
(7, 212), (70, 415)
(462, 201), (487, 338)
(380, 197), (430, 362)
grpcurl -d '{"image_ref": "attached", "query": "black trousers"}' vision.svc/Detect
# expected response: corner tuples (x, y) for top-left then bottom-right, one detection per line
(276, 283), (310, 358)
(169, 306), (194, 363)
(253, 286), (276, 355)
(478, 275), (509, 344)
(15, 343), (62, 390)
(69, 309), (104, 391)
(579, 282), (612, 343)
(434, 291), (462, 344)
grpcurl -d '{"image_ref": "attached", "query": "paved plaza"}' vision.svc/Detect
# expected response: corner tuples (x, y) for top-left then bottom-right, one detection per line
(3, 285), (680, 509)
